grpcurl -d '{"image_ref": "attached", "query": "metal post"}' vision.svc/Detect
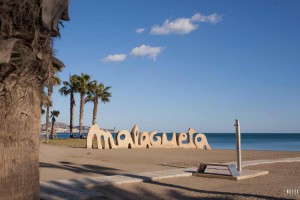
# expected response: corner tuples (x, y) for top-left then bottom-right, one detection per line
(234, 119), (242, 172)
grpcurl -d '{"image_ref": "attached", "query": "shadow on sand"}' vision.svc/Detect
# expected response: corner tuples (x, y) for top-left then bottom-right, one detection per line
(102, 173), (290, 200)
(40, 166), (292, 200)
(40, 161), (121, 176)
(95, 174), (293, 200)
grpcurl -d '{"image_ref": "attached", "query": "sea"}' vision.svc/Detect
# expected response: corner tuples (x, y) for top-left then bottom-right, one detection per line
(49, 132), (300, 151)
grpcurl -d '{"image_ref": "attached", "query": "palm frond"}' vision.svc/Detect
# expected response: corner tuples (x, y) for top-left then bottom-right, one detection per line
(52, 75), (61, 86)
(85, 81), (112, 104)
(73, 73), (91, 93)
(50, 110), (60, 118)
(85, 94), (95, 103)
(41, 91), (53, 107)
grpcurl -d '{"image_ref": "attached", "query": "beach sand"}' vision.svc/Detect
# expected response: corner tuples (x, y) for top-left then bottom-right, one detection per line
(97, 162), (300, 199)
(40, 144), (300, 199)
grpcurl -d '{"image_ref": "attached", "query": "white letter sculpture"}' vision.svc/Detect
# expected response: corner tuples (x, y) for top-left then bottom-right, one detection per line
(87, 124), (211, 150)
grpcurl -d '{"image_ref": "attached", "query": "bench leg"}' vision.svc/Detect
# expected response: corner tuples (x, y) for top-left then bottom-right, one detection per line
(197, 164), (207, 173)
(228, 164), (239, 177)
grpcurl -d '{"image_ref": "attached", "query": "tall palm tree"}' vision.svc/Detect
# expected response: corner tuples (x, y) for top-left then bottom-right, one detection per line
(73, 73), (91, 138)
(41, 91), (53, 143)
(0, 1), (70, 198)
(50, 110), (60, 139)
(59, 75), (78, 138)
(41, 91), (52, 115)
(86, 81), (112, 125)
(45, 61), (64, 142)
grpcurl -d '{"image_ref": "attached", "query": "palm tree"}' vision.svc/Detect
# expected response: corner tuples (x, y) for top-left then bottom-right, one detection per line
(41, 91), (52, 116)
(50, 110), (60, 139)
(86, 81), (112, 125)
(41, 91), (53, 143)
(59, 75), (78, 138)
(45, 61), (64, 142)
(73, 73), (91, 138)
(0, 1), (69, 198)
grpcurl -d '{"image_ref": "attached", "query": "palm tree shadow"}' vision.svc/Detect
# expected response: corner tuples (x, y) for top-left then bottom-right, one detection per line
(97, 181), (289, 200)
(39, 161), (121, 176)
(113, 173), (291, 200)
(40, 169), (293, 200)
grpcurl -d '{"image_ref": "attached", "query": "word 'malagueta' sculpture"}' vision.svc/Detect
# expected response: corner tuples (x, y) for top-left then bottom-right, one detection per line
(87, 124), (211, 150)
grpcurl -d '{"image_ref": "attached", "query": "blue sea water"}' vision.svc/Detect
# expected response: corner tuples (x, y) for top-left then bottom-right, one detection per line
(205, 133), (300, 151)
(53, 132), (300, 151)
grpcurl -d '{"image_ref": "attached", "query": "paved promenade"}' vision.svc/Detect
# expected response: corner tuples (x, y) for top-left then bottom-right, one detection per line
(40, 157), (300, 200)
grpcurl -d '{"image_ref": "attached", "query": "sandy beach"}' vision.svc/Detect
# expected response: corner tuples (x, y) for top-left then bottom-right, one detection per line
(97, 162), (300, 200)
(40, 144), (300, 199)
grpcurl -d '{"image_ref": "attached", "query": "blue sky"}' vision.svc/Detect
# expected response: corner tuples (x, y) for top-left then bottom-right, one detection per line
(45, 0), (300, 133)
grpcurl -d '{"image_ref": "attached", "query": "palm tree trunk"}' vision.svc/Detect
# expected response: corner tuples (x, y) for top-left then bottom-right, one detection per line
(45, 87), (52, 142)
(51, 118), (55, 139)
(92, 100), (98, 125)
(70, 91), (75, 138)
(0, 86), (41, 199)
(79, 91), (85, 138)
